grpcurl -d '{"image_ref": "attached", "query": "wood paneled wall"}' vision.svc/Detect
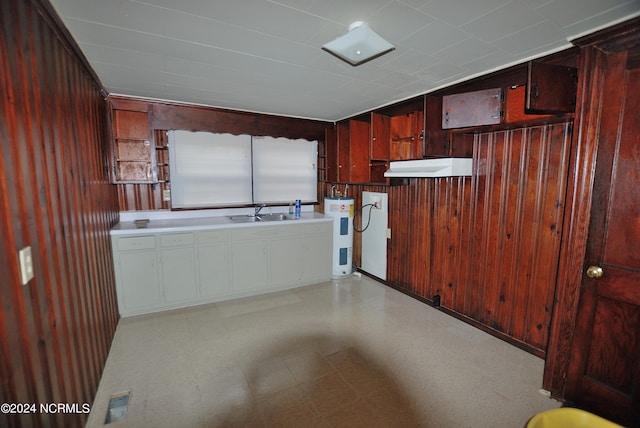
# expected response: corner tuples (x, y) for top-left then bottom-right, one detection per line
(0, 1), (120, 427)
(322, 122), (572, 356)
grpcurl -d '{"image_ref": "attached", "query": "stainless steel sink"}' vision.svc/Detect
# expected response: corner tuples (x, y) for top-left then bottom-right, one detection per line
(258, 213), (292, 221)
(228, 213), (294, 223)
(228, 215), (260, 223)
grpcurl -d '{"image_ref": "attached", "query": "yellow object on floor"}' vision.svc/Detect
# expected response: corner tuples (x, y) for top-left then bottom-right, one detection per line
(527, 408), (623, 428)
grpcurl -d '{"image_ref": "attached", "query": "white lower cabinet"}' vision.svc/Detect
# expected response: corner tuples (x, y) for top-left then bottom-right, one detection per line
(302, 227), (332, 283)
(160, 247), (197, 303)
(231, 240), (269, 291)
(117, 250), (160, 310)
(159, 233), (197, 304)
(270, 237), (304, 285)
(197, 229), (230, 298)
(198, 244), (230, 297)
(111, 220), (332, 316)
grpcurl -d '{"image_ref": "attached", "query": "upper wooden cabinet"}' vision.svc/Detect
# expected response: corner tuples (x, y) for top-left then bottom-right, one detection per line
(389, 110), (424, 161)
(321, 55), (578, 184)
(346, 119), (371, 183)
(370, 113), (390, 160)
(525, 62), (577, 113)
(442, 61), (577, 130)
(114, 110), (150, 140)
(109, 100), (157, 184)
(330, 118), (387, 184)
(442, 88), (502, 129)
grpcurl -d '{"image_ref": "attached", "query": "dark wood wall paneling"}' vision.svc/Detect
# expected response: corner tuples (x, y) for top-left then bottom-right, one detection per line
(321, 122), (572, 356)
(112, 96), (331, 211)
(544, 17), (640, 410)
(0, 1), (120, 427)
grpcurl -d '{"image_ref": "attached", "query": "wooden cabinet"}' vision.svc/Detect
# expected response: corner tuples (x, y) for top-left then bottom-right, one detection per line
(389, 110), (424, 160)
(504, 86), (554, 123)
(348, 120), (370, 182)
(110, 102), (157, 183)
(442, 61), (577, 130)
(336, 119), (374, 183)
(370, 113), (390, 160)
(370, 113), (390, 182)
(325, 127), (338, 182)
(442, 88), (502, 129)
(336, 122), (350, 182)
(526, 62), (577, 113)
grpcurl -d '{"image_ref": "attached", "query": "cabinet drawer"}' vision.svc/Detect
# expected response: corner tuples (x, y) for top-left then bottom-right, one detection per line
(160, 233), (194, 247)
(232, 225), (301, 241)
(304, 222), (332, 235)
(117, 235), (156, 251)
(198, 229), (228, 244)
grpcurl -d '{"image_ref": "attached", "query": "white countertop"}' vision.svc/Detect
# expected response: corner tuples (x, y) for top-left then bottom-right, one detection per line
(111, 211), (332, 235)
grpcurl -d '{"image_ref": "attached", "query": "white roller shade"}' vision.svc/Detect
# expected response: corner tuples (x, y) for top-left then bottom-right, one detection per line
(252, 136), (318, 204)
(168, 130), (252, 208)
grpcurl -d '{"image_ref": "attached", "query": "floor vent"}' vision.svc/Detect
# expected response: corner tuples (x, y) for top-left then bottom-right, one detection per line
(105, 390), (131, 424)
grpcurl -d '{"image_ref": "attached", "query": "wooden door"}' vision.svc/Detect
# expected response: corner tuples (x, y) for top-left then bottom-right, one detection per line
(564, 47), (640, 426)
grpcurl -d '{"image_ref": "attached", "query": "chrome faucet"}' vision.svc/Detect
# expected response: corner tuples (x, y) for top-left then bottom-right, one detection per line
(254, 204), (266, 216)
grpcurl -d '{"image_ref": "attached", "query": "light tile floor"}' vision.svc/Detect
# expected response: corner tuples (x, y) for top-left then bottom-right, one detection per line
(87, 275), (559, 427)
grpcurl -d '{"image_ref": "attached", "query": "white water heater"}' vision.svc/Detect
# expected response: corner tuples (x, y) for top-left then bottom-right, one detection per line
(324, 197), (354, 279)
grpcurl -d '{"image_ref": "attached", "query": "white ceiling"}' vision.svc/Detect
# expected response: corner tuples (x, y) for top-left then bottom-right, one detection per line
(49, 0), (639, 122)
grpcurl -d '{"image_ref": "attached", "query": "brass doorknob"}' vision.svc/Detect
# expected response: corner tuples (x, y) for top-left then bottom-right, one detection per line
(586, 265), (604, 279)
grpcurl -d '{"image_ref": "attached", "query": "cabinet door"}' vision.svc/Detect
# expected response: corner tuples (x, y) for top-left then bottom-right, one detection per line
(337, 122), (350, 182)
(370, 113), (390, 160)
(325, 127), (338, 182)
(526, 62), (577, 113)
(349, 120), (370, 182)
(302, 229), (332, 283)
(390, 115), (410, 160)
(423, 95), (450, 157)
(114, 110), (150, 139)
(160, 247), (197, 303)
(116, 251), (160, 312)
(269, 237), (304, 285)
(231, 241), (269, 292)
(111, 108), (155, 183)
(442, 88), (502, 129)
(198, 244), (230, 297)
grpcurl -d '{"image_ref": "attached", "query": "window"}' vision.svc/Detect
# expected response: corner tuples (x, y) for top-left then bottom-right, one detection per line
(252, 136), (317, 204)
(168, 131), (252, 208)
(168, 130), (317, 209)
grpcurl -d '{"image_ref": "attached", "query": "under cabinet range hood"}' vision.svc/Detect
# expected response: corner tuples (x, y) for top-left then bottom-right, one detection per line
(384, 158), (473, 178)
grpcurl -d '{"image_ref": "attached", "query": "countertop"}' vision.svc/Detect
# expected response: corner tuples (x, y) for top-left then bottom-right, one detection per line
(110, 212), (332, 236)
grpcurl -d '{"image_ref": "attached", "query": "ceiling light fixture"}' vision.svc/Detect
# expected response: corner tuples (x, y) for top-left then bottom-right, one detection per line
(322, 21), (394, 66)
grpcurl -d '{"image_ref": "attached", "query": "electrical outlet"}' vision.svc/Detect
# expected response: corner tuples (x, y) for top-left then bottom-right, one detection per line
(19, 246), (34, 285)
(372, 196), (382, 209)
(162, 189), (171, 202)
(386, 228), (391, 239)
